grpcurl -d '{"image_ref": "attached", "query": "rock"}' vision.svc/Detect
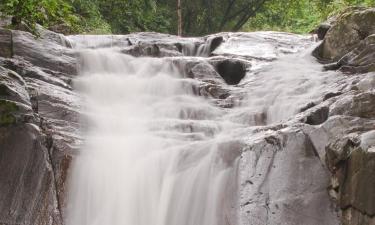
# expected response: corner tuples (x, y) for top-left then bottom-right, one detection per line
(209, 36), (224, 52)
(0, 29), (12, 58)
(316, 23), (332, 40)
(0, 37), (80, 222)
(0, 66), (62, 225)
(239, 128), (340, 225)
(211, 58), (247, 85)
(337, 35), (375, 73)
(0, 66), (29, 105)
(48, 24), (73, 35)
(0, 124), (62, 225)
(12, 29), (76, 74)
(329, 92), (375, 119)
(314, 8), (375, 62)
(326, 137), (375, 221)
(121, 43), (183, 57)
(303, 106), (330, 125)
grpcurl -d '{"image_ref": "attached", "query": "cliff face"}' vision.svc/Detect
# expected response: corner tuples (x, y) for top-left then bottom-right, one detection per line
(312, 7), (375, 225)
(0, 8), (374, 225)
(0, 27), (79, 225)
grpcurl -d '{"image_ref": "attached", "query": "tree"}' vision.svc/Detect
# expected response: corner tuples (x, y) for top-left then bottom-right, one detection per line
(0, 0), (76, 33)
(177, 0), (182, 36)
(176, 0), (268, 35)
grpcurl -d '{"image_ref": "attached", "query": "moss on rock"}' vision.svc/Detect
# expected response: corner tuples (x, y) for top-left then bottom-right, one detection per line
(0, 100), (19, 126)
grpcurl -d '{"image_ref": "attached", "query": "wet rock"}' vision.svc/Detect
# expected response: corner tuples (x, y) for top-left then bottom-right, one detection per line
(0, 124), (62, 225)
(300, 102), (316, 112)
(240, 128), (340, 225)
(326, 136), (375, 222)
(0, 29), (12, 58)
(209, 36), (224, 52)
(323, 92), (342, 101)
(0, 66), (29, 105)
(0, 42), (80, 221)
(329, 92), (375, 119)
(314, 8), (375, 62)
(315, 23), (332, 40)
(12, 29), (76, 74)
(0, 66), (62, 225)
(122, 43), (183, 57)
(212, 59), (247, 85)
(303, 106), (330, 125)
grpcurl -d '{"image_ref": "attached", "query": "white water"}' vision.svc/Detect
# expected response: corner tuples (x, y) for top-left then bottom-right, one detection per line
(67, 49), (239, 225)
(66, 33), (341, 225)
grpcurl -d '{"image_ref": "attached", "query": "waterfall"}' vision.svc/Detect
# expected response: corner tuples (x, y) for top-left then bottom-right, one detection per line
(66, 47), (240, 225)
(66, 33), (341, 225)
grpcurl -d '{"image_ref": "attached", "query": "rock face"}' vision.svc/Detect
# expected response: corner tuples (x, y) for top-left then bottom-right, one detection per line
(0, 26), (80, 225)
(0, 66), (62, 225)
(314, 7), (375, 73)
(311, 9), (375, 223)
(0, 13), (374, 225)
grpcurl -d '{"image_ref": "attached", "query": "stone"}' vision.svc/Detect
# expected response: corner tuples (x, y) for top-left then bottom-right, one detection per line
(316, 23), (332, 40)
(326, 137), (375, 220)
(314, 8), (375, 62)
(303, 106), (330, 125)
(208, 36), (224, 52)
(329, 92), (375, 119)
(0, 29), (12, 58)
(212, 58), (247, 85)
(0, 124), (62, 225)
(239, 128), (340, 225)
(0, 66), (62, 225)
(12, 29), (76, 74)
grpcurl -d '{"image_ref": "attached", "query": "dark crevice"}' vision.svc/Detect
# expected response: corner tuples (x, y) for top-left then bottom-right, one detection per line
(29, 91), (63, 222)
(215, 59), (246, 85)
(341, 205), (375, 218)
(42, 122), (63, 223)
(304, 106), (329, 125)
(10, 30), (14, 58)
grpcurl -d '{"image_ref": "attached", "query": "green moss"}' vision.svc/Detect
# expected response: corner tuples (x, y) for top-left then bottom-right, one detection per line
(0, 114), (16, 125)
(0, 100), (19, 126)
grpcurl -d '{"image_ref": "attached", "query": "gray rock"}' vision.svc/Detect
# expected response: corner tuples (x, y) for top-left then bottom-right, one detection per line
(239, 128), (340, 225)
(329, 92), (375, 119)
(0, 29), (12, 58)
(314, 8), (375, 62)
(0, 66), (62, 225)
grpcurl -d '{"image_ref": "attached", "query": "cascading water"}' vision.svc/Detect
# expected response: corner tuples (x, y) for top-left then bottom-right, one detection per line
(66, 32), (342, 225)
(66, 47), (240, 225)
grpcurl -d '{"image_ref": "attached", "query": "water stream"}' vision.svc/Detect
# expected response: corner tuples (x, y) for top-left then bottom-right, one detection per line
(66, 33), (340, 225)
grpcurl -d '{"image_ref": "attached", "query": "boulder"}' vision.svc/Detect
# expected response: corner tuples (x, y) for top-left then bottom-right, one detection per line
(0, 29), (12, 58)
(329, 92), (375, 119)
(314, 8), (375, 62)
(315, 23), (332, 40)
(211, 58), (247, 85)
(326, 136), (375, 223)
(0, 66), (62, 225)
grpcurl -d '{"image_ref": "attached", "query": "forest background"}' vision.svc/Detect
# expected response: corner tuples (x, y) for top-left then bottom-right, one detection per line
(0, 0), (374, 36)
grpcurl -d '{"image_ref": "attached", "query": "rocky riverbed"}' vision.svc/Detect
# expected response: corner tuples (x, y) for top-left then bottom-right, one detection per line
(0, 7), (374, 225)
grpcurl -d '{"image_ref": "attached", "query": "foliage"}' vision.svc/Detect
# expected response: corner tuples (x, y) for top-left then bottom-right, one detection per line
(0, 100), (18, 126)
(0, 0), (77, 33)
(0, 0), (374, 35)
(97, 0), (172, 34)
(243, 0), (375, 34)
(70, 0), (111, 34)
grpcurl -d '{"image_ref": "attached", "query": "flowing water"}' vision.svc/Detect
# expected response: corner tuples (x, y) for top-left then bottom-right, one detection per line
(66, 33), (340, 225)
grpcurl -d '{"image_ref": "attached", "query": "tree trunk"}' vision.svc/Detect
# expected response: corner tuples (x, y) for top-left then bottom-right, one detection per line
(177, 0), (182, 36)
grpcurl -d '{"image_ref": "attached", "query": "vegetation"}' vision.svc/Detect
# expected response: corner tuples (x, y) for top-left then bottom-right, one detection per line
(0, 100), (18, 126)
(0, 0), (374, 35)
(244, 0), (375, 33)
